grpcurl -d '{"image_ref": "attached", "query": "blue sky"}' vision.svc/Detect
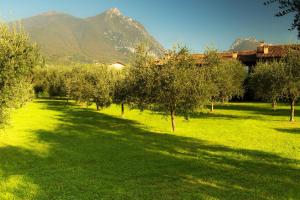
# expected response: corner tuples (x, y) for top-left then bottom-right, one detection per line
(0, 0), (298, 52)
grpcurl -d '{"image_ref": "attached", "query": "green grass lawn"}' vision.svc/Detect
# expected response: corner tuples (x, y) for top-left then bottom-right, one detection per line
(0, 99), (299, 200)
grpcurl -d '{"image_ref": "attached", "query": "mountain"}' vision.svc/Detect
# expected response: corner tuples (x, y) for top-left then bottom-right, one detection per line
(17, 8), (164, 64)
(229, 38), (261, 52)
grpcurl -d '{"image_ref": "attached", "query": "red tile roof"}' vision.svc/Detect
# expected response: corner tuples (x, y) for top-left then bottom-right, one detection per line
(191, 44), (300, 65)
(256, 45), (300, 58)
(156, 44), (300, 66)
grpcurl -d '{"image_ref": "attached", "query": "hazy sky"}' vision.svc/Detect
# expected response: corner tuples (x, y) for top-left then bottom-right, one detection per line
(0, 0), (298, 52)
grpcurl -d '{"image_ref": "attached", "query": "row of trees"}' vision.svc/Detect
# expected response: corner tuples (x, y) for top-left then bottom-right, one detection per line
(250, 47), (300, 122)
(0, 22), (298, 131)
(32, 45), (300, 131)
(0, 24), (41, 125)
(0, 2), (298, 129)
(13, 40), (299, 131)
(33, 45), (247, 132)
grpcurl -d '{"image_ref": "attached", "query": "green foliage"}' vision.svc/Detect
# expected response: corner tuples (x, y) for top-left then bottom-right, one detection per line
(47, 68), (69, 98)
(282, 48), (300, 101)
(218, 60), (247, 101)
(67, 65), (115, 110)
(113, 68), (128, 104)
(112, 67), (131, 116)
(203, 47), (221, 67)
(152, 46), (210, 131)
(203, 49), (246, 110)
(33, 65), (71, 97)
(282, 48), (300, 121)
(250, 48), (300, 121)
(126, 43), (156, 110)
(250, 61), (285, 103)
(33, 67), (49, 97)
(33, 64), (115, 111)
(0, 23), (41, 124)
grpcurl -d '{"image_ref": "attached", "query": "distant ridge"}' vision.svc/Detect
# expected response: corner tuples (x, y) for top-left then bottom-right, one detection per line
(16, 8), (164, 64)
(39, 11), (63, 16)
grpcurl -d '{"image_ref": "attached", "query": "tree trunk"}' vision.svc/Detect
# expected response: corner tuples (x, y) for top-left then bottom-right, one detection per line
(184, 115), (189, 121)
(290, 99), (295, 122)
(96, 104), (99, 111)
(171, 109), (176, 132)
(211, 102), (214, 112)
(221, 97), (226, 105)
(65, 98), (69, 107)
(121, 103), (125, 118)
(272, 100), (277, 111)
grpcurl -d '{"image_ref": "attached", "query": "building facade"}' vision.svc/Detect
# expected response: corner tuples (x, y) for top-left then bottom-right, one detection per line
(192, 43), (300, 72)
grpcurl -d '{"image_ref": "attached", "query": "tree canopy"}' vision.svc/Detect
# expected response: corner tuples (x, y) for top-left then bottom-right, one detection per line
(250, 47), (300, 121)
(250, 61), (285, 110)
(0, 24), (42, 124)
(203, 48), (246, 111)
(152, 46), (210, 131)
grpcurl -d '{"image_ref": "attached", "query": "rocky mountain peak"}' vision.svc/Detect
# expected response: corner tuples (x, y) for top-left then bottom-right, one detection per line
(105, 8), (122, 17)
(18, 8), (164, 64)
(230, 38), (261, 51)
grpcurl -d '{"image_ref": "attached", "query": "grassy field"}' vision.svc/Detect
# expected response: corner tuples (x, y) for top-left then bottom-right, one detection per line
(0, 99), (299, 200)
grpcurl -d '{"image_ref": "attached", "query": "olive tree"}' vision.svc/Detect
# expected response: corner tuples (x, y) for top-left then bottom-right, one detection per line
(250, 61), (285, 110)
(126, 43), (156, 111)
(33, 66), (49, 97)
(91, 66), (115, 110)
(218, 60), (247, 103)
(153, 47), (209, 132)
(0, 24), (41, 124)
(47, 67), (69, 98)
(67, 65), (115, 110)
(113, 67), (130, 117)
(66, 66), (86, 103)
(204, 48), (246, 111)
(250, 48), (300, 121)
(33, 65), (72, 101)
(282, 48), (300, 122)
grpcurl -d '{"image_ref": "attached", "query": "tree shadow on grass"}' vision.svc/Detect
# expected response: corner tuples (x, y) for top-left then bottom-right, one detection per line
(275, 128), (300, 135)
(0, 100), (299, 199)
(215, 104), (291, 118)
(154, 107), (261, 120)
(188, 111), (260, 120)
(176, 103), (291, 121)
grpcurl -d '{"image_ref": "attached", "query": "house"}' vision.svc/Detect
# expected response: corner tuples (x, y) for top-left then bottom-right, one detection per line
(192, 42), (300, 72)
(110, 62), (126, 70)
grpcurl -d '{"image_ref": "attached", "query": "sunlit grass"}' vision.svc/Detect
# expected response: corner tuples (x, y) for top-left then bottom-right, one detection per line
(0, 99), (299, 199)
(102, 102), (300, 160)
(0, 103), (57, 155)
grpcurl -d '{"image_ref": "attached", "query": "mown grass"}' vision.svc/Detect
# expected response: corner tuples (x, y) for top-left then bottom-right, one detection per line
(0, 99), (299, 200)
